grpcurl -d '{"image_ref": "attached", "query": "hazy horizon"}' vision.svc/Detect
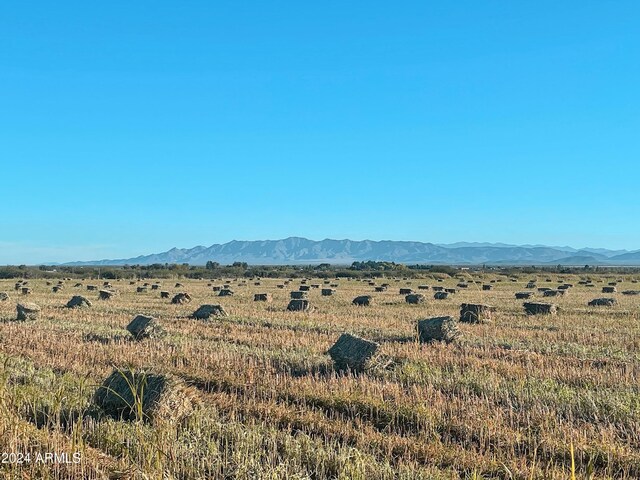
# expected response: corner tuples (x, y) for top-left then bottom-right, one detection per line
(2, 236), (638, 266)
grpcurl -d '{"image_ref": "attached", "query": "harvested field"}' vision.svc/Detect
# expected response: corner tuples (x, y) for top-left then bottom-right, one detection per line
(0, 273), (639, 479)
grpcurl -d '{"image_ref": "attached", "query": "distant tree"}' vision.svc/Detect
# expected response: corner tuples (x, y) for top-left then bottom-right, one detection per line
(205, 261), (220, 270)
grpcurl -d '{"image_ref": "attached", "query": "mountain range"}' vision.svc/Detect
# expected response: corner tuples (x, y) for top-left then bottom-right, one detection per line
(63, 237), (640, 266)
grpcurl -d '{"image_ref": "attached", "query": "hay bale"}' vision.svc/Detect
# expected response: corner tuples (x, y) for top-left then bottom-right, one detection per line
(66, 295), (92, 309)
(460, 303), (496, 323)
(160, 291), (170, 298)
(254, 293), (272, 302)
(523, 302), (557, 315)
(98, 290), (114, 300)
(21, 287), (31, 295)
(299, 285), (311, 292)
(93, 369), (196, 423)
(191, 304), (228, 319)
(417, 316), (461, 343)
(321, 288), (335, 296)
(621, 290), (640, 296)
(352, 295), (372, 306)
(457, 283), (468, 289)
(418, 285), (430, 290)
(543, 290), (560, 297)
(16, 302), (40, 321)
(374, 286), (387, 292)
(0, 292), (9, 301)
(218, 289), (234, 297)
(287, 299), (310, 312)
(171, 293), (192, 304)
(432, 286), (444, 292)
(175, 283), (184, 288)
(515, 292), (533, 299)
(482, 284), (493, 291)
(276, 284), (285, 289)
(444, 288), (457, 294)
(405, 293), (426, 304)
(434, 291), (449, 300)
(588, 298), (617, 307)
(212, 286), (222, 292)
(602, 286), (617, 293)
(151, 284), (160, 290)
(290, 291), (308, 299)
(136, 286), (148, 293)
(127, 315), (165, 340)
(327, 333), (383, 372)
(52, 285), (64, 293)
(87, 285), (97, 291)
(399, 288), (413, 295)
(526, 282), (536, 289)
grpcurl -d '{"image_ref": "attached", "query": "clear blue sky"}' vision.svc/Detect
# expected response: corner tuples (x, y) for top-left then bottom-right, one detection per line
(1, 1), (639, 264)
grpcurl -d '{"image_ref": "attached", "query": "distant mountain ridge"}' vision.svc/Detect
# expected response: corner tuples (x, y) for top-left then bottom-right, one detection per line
(63, 237), (640, 266)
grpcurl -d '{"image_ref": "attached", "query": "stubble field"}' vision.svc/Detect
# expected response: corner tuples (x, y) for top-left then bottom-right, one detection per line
(0, 272), (638, 479)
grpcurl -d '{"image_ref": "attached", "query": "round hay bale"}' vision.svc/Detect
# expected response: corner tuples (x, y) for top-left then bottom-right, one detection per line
(87, 285), (97, 291)
(218, 289), (234, 297)
(254, 293), (272, 302)
(444, 288), (457, 294)
(460, 303), (496, 323)
(432, 286), (444, 292)
(16, 302), (40, 321)
(160, 291), (170, 299)
(171, 293), (192, 304)
(66, 295), (92, 309)
(418, 285), (430, 290)
(191, 304), (228, 320)
(287, 299), (310, 312)
(151, 284), (160, 290)
(405, 293), (426, 304)
(433, 291), (449, 300)
(127, 315), (166, 340)
(21, 287), (32, 295)
(352, 295), (372, 306)
(0, 292), (9, 301)
(588, 298), (617, 307)
(290, 291), (307, 299)
(482, 284), (493, 291)
(374, 286), (387, 292)
(399, 288), (413, 295)
(136, 286), (148, 293)
(417, 316), (461, 343)
(523, 302), (557, 315)
(602, 286), (617, 293)
(299, 285), (311, 292)
(321, 288), (335, 296)
(93, 369), (197, 423)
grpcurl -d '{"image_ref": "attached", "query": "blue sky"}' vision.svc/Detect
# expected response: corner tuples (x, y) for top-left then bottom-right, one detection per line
(1, 1), (639, 264)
